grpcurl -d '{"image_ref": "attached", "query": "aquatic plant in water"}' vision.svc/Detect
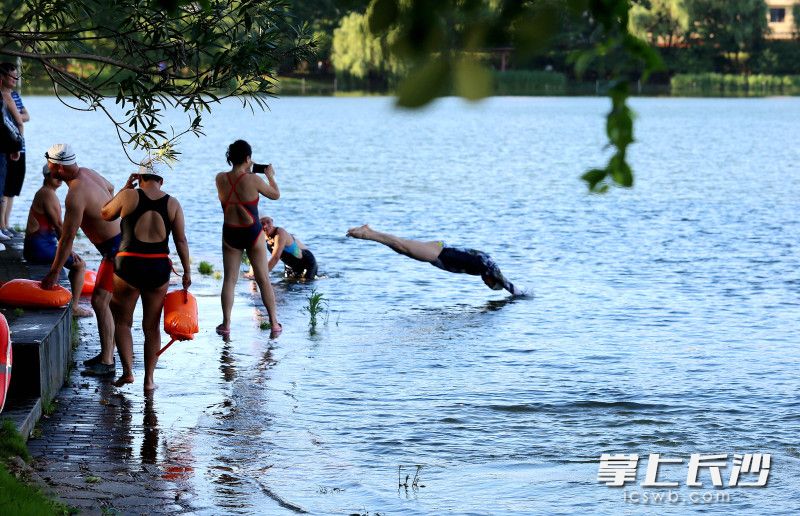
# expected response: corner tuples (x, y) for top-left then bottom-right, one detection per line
(304, 289), (327, 330)
(198, 261), (214, 275)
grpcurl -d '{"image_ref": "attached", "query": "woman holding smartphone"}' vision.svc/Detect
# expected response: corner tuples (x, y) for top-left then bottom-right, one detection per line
(214, 139), (281, 337)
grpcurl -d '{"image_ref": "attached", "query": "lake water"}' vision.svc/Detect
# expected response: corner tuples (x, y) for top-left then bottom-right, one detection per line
(19, 95), (800, 514)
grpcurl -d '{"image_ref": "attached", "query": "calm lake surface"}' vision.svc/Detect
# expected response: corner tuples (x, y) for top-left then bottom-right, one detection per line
(19, 95), (800, 514)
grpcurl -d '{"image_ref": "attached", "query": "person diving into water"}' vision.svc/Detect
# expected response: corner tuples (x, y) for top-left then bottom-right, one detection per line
(346, 224), (526, 296)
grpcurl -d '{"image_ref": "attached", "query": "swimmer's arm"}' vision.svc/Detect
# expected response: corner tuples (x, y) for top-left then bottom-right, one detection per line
(42, 193), (83, 288)
(267, 231), (285, 271)
(170, 198), (192, 289)
(101, 179), (137, 220)
(256, 166), (280, 200)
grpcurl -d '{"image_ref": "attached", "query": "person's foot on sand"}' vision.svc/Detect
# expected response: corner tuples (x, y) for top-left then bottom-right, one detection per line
(270, 323), (283, 338)
(113, 374), (134, 387)
(216, 323), (230, 336)
(72, 306), (93, 318)
(346, 224), (372, 239)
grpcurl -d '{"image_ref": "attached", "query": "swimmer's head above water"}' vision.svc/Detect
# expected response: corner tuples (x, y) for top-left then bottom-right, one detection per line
(260, 216), (275, 236)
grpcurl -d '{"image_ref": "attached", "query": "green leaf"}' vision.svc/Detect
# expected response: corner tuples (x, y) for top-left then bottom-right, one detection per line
(454, 60), (491, 101)
(609, 157), (633, 187)
(573, 50), (595, 79)
(581, 168), (607, 190)
(396, 58), (450, 108)
(367, 0), (399, 34)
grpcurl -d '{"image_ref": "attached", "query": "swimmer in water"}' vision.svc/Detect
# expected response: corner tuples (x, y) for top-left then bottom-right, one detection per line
(346, 224), (525, 296)
(261, 216), (318, 280)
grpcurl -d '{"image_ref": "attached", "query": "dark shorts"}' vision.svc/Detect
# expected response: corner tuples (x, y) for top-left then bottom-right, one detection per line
(93, 234), (122, 292)
(284, 249), (318, 280)
(3, 152), (24, 197)
(115, 255), (172, 291)
(23, 232), (75, 268)
(0, 154), (6, 196)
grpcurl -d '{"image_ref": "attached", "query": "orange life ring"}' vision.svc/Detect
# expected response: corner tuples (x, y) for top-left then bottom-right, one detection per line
(0, 279), (72, 308)
(0, 313), (11, 413)
(163, 290), (199, 342)
(81, 270), (97, 296)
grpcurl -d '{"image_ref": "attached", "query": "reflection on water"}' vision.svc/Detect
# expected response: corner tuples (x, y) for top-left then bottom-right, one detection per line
(25, 96), (800, 514)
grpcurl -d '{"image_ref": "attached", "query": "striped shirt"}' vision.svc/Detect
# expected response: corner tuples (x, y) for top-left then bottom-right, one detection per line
(10, 91), (24, 153)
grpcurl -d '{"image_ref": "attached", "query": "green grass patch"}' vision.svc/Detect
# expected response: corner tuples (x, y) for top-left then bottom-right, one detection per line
(0, 420), (29, 462)
(0, 464), (74, 515)
(198, 261), (214, 275)
(0, 421), (73, 514)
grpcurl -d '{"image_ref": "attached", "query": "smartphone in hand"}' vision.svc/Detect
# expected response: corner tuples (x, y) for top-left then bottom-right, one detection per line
(252, 163), (267, 174)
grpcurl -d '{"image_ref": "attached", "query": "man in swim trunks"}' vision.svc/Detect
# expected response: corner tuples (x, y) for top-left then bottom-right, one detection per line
(261, 216), (318, 280)
(24, 164), (92, 317)
(41, 144), (122, 376)
(346, 224), (525, 296)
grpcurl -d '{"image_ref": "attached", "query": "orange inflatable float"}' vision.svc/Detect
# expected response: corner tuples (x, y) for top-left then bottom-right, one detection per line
(81, 270), (97, 295)
(0, 313), (11, 413)
(0, 279), (71, 308)
(158, 289), (199, 356)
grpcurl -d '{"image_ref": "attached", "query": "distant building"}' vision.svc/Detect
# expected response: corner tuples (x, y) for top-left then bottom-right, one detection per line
(766, 0), (798, 39)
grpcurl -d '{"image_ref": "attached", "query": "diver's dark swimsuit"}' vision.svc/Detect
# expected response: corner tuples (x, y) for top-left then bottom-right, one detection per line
(221, 173), (262, 250)
(431, 243), (523, 295)
(114, 189), (173, 290)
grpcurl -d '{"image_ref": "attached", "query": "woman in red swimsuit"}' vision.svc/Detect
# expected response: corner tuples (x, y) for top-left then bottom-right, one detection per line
(215, 140), (281, 337)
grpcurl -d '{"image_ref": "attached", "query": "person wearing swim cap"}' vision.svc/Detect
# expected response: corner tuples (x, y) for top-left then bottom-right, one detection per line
(215, 140), (281, 337)
(346, 224), (526, 296)
(23, 164), (92, 318)
(41, 143), (122, 376)
(101, 159), (192, 391)
(261, 216), (318, 280)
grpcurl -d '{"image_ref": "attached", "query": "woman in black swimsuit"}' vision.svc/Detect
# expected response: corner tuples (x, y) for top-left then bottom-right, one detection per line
(101, 161), (191, 391)
(346, 224), (525, 296)
(215, 140), (281, 337)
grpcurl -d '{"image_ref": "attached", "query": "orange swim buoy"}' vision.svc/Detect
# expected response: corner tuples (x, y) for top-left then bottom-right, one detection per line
(158, 290), (199, 356)
(0, 279), (71, 308)
(0, 313), (11, 414)
(81, 270), (97, 295)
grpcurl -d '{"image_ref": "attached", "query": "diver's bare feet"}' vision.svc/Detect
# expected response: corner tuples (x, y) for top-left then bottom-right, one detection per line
(270, 323), (282, 338)
(216, 323), (230, 336)
(346, 224), (372, 239)
(113, 374), (134, 387)
(72, 306), (93, 318)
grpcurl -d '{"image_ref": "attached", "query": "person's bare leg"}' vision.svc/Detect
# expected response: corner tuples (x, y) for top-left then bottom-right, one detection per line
(141, 283), (168, 392)
(68, 261), (92, 317)
(218, 241), (242, 335)
(247, 240), (281, 335)
(1, 196), (11, 228)
(91, 287), (116, 365)
(346, 224), (442, 262)
(110, 277), (139, 386)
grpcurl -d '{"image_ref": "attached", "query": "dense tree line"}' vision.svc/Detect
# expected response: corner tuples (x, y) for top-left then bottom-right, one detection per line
(292, 0), (799, 83)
